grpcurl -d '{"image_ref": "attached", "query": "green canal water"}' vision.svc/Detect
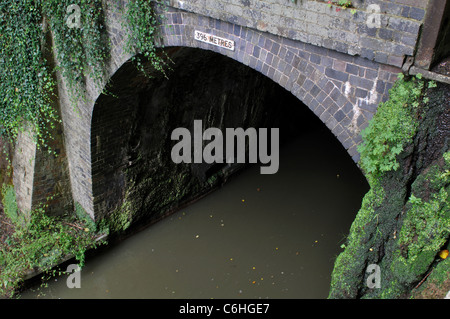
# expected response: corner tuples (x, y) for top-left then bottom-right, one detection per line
(21, 124), (368, 299)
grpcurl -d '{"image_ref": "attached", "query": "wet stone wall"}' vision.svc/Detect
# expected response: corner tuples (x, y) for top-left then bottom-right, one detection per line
(91, 47), (310, 229)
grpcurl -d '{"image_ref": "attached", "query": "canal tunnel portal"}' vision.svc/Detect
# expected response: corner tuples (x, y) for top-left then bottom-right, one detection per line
(11, 0), (429, 222)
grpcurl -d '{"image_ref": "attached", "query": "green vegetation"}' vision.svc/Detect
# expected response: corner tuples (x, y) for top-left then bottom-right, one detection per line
(0, 0), (58, 150)
(327, 0), (353, 9)
(1, 185), (19, 224)
(0, 0), (167, 150)
(327, 0), (356, 14)
(0, 201), (103, 298)
(389, 152), (450, 295)
(330, 74), (449, 299)
(329, 180), (385, 297)
(0, 0), (167, 298)
(122, 0), (168, 77)
(98, 191), (134, 235)
(399, 167), (449, 267)
(411, 257), (450, 299)
(43, 0), (109, 103)
(357, 74), (424, 185)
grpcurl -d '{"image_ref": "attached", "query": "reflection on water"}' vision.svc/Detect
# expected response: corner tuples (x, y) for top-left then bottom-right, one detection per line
(21, 126), (368, 299)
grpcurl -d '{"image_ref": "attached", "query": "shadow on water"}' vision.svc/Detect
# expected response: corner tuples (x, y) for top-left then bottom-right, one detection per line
(21, 47), (369, 299)
(21, 116), (368, 299)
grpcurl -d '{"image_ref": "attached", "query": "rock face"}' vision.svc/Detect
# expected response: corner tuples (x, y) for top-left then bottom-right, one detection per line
(329, 80), (450, 299)
(91, 47), (309, 233)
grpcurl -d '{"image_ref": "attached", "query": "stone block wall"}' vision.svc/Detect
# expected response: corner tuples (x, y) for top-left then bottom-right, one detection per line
(10, 0), (411, 220)
(159, 6), (400, 162)
(31, 122), (74, 216)
(12, 127), (36, 214)
(168, 0), (429, 67)
(53, 2), (133, 219)
(56, 1), (402, 220)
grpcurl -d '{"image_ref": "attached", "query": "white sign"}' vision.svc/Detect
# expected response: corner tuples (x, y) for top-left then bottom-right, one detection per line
(194, 30), (235, 51)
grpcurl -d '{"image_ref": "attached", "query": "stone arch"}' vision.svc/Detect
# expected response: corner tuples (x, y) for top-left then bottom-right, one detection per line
(101, 7), (400, 164)
(91, 46), (316, 220)
(63, 5), (399, 220)
(154, 7), (400, 163)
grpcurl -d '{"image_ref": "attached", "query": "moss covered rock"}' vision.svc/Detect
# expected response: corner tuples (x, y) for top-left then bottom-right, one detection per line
(329, 78), (450, 299)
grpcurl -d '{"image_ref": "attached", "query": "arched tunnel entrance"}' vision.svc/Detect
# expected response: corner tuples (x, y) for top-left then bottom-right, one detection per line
(91, 46), (324, 224)
(28, 47), (370, 298)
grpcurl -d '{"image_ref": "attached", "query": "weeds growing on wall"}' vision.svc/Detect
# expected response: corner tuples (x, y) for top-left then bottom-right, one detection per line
(0, 0), (58, 150)
(122, 0), (168, 77)
(43, 0), (109, 104)
(0, 203), (104, 298)
(357, 74), (426, 185)
(0, 0), (167, 297)
(330, 74), (448, 298)
(0, 0), (167, 151)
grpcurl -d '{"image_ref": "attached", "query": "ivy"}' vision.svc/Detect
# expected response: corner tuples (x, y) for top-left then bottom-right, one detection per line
(0, 0), (58, 149)
(0, 0), (167, 297)
(121, 0), (169, 77)
(0, 0), (167, 150)
(327, 0), (357, 14)
(42, 0), (109, 102)
(1, 184), (18, 223)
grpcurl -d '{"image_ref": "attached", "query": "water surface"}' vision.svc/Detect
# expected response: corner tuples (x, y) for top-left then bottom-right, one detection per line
(22, 127), (368, 299)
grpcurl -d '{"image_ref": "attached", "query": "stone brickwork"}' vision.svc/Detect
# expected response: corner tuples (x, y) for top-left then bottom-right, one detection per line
(59, 2), (401, 220)
(31, 121), (74, 216)
(159, 6), (400, 160)
(168, 0), (429, 68)
(8, 107), (74, 217)
(12, 126), (36, 215)
(90, 79), (140, 219)
(11, 1), (416, 220)
(53, 1), (134, 219)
